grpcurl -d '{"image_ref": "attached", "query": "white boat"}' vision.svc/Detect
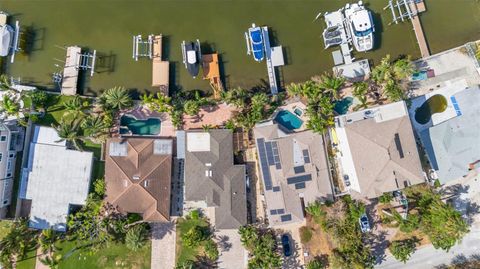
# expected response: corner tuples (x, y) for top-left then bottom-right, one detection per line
(344, 1), (375, 52)
(0, 24), (13, 57)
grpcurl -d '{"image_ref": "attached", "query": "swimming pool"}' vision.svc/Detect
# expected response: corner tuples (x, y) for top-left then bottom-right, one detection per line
(275, 110), (303, 130)
(334, 97), (354, 115)
(414, 94), (448, 125)
(120, 115), (161, 135)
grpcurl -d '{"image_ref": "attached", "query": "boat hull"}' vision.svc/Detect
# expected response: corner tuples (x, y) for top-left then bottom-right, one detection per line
(0, 25), (13, 57)
(183, 41), (200, 78)
(248, 25), (264, 62)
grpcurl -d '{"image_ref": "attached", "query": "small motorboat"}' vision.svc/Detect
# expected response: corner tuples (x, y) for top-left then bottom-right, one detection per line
(181, 40), (201, 78)
(246, 23), (264, 62)
(0, 15), (13, 57)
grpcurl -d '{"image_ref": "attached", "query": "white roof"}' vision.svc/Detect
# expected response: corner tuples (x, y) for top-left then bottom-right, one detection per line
(187, 132), (211, 152)
(24, 126), (93, 231)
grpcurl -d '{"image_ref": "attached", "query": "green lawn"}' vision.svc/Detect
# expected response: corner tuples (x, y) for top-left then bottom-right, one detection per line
(16, 249), (37, 269)
(176, 217), (210, 265)
(57, 240), (151, 269)
(35, 94), (79, 127)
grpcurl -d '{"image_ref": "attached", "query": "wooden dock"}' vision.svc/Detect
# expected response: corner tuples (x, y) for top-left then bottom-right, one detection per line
(61, 46), (81, 96)
(151, 35), (170, 96)
(202, 53), (223, 99)
(409, 1), (430, 58)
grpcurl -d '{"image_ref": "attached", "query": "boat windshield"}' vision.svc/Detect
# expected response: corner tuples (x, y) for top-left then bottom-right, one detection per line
(352, 23), (373, 37)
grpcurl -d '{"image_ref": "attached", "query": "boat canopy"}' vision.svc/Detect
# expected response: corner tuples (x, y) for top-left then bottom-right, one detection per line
(187, 50), (197, 64)
(0, 25), (13, 57)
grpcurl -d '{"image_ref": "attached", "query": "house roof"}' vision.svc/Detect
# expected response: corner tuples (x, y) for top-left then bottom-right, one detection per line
(419, 87), (480, 183)
(183, 130), (247, 229)
(23, 126), (93, 231)
(336, 101), (424, 198)
(254, 124), (334, 226)
(105, 138), (173, 222)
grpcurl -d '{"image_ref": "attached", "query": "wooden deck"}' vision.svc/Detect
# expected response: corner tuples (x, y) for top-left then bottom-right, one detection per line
(202, 53), (223, 99)
(151, 35), (169, 95)
(409, 1), (430, 58)
(61, 46), (81, 96)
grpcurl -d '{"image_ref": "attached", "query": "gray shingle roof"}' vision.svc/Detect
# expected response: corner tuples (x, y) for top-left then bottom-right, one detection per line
(184, 130), (247, 229)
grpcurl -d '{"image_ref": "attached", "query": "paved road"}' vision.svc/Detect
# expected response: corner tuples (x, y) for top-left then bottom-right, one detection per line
(376, 227), (480, 269)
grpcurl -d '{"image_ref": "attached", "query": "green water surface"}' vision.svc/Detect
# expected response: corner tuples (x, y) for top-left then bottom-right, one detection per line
(1, 0), (479, 96)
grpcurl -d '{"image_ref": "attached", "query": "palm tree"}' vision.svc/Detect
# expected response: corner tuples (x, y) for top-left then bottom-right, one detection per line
(141, 92), (171, 113)
(81, 114), (110, 140)
(52, 119), (83, 150)
(383, 79), (405, 102)
(38, 229), (59, 255)
(393, 56), (415, 80)
(62, 95), (85, 116)
(371, 54), (394, 84)
(318, 73), (346, 100)
(125, 225), (147, 251)
(100, 86), (133, 111)
(184, 100), (200, 116)
(39, 253), (62, 269)
(220, 87), (249, 108)
(352, 82), (369, 111)
(0, 94), (20, 116)
(0, 74), (12, 92)
(286, 83), (303, 97)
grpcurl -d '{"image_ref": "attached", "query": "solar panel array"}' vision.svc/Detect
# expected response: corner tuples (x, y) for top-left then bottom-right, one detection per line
(295, 182), (306, 189)
(281, 214), (292, 222)
(294, 166), (305, 174)
(450, 96), (462, 116)
(303, 149), (310, 163)
(272, 186), (281, 192)
(257, 138), (273, 190)
(287, 174), (312, 185)
(270, 208), (286, 215)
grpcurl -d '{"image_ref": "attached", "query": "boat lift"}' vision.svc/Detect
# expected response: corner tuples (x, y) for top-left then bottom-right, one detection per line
(76, 50), (97, 76)
(132, 34), (153, 61)
(9, 21), (20, 64)
(384, 0), (417, 25)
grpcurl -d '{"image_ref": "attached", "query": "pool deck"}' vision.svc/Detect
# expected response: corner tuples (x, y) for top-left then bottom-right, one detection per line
(271, 100), (308, 132)
(118, 104), (175, 137)
(183, 102), (238, 130)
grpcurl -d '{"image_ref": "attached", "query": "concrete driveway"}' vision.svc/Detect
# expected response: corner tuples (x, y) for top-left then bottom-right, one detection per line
(216, 229), (248, 269)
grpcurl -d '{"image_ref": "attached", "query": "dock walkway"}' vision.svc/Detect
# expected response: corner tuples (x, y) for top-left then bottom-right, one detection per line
(202, 53), (223, 99)
(61, 46), (81, 96)
(151, 35), (169, 95)
(409, 1), (430, 58)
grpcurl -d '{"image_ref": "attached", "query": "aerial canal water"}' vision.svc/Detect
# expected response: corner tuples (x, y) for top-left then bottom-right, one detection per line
(1, 0), (479, 96)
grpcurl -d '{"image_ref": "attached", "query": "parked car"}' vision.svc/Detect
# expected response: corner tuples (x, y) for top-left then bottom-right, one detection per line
(281, 234), (292, 257)
(359, 213), (371, 233)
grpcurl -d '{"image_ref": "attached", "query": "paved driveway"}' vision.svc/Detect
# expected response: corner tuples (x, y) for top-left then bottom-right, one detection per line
(151, 222), (176, 269)
(216, 229), (248, 269)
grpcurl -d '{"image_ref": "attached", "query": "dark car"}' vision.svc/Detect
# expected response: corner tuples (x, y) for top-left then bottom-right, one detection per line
(281, 234), (292, 257)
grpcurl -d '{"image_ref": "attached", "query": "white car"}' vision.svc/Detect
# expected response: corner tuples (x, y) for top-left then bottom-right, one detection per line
(359, 213), (371, 233)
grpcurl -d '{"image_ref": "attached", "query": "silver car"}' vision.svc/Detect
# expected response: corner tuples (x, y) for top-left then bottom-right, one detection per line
(359, 213), (371, 233)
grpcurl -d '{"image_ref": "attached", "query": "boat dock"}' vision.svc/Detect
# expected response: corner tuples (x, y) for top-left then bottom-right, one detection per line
(385, 0), (430, 58)
(151, 35), (169, 95)
(61, 46), (81, 96)
(202, 53), (223, 99)
(323, 10), (354, 64)
(262, 26), (285, 95)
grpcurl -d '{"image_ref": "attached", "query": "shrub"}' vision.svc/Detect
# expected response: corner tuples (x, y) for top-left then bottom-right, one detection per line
(434, 179), (441, 188)
(182, 226), (205, 247)
(204, 238), (219, 261)
(300, 226), (313, 244)
(125, 225), (147, 251)
(389, 238), (417, 263)
(379, 192), (393, 204)
(189, 209), (200, 220)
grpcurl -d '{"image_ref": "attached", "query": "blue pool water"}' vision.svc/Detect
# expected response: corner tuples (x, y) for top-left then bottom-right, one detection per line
(120, 115), (161, 135)
(275, 110), (303, 130)
(334, 97), (354, 115)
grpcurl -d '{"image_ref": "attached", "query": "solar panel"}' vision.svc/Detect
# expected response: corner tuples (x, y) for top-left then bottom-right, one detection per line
(265, 142), (275, 165)
(303, 149), (310, 163)
(287, 174), (312, 184)
(270, 209), (277, 215)
(272, 186), (281, 192)
(394, 133), (404, 159)
(295, 182), (306, 189)
(294, 166), (305, 174)
(275, 163), (282, 170)
(257, 138), (273, 190)
(281, 214), (292, 222)
(277, 209), (285, 214)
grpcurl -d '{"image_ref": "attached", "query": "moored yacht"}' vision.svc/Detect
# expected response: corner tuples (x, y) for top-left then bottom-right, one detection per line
(0, 12), (13, 57)
(181, 39), (202, 78)
(344, 1), (375, 52)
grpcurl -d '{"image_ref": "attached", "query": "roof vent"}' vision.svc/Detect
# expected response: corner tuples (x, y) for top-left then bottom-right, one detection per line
(143, 180), (149, 187)
(132, 175), (140, 181)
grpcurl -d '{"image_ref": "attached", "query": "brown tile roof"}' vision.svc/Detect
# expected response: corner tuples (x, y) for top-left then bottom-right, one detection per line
(105, 138), (172, 222)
